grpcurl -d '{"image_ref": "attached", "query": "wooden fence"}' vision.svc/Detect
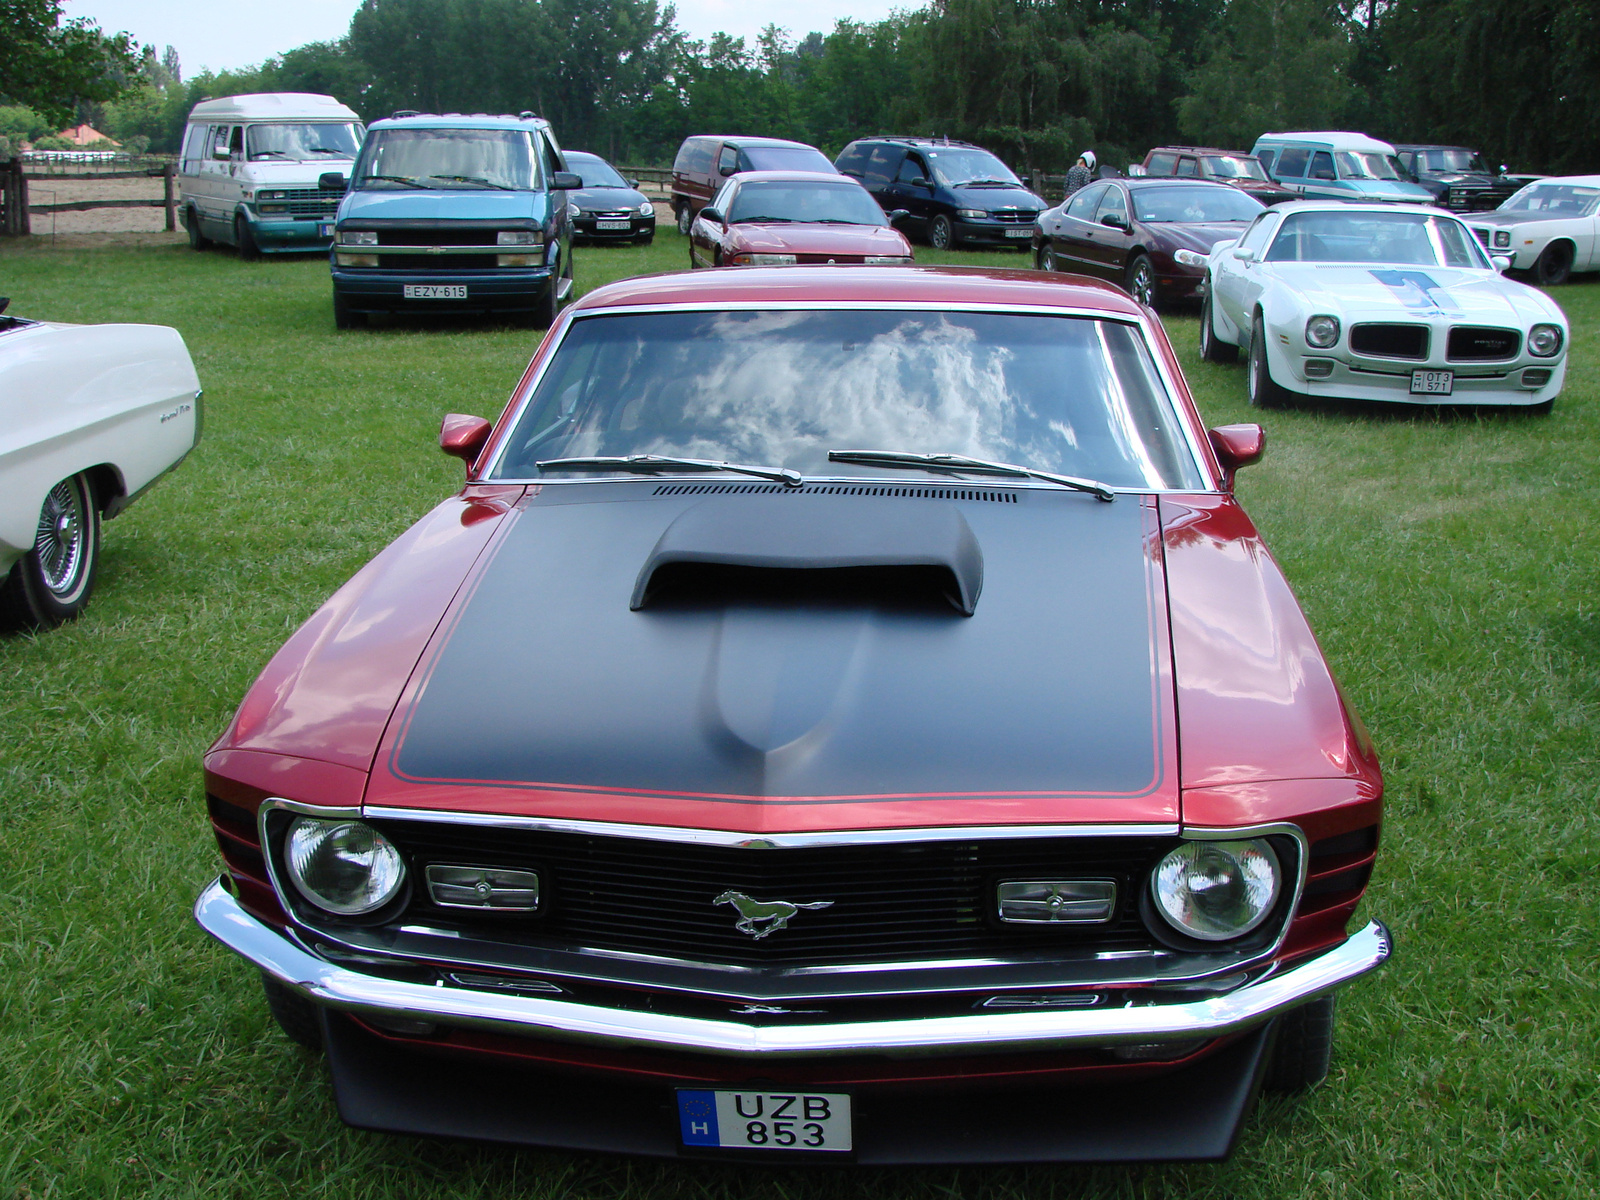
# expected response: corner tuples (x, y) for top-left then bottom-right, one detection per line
(1, 157), (178, 236)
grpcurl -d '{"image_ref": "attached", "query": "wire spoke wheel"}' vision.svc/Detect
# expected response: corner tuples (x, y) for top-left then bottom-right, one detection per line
(2, 471), (101, 628)
(36, 478), (90, 597)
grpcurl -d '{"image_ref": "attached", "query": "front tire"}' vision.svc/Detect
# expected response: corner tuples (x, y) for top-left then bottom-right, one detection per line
(1248, 315), (1292, 408)
(1126, 253), (1157, 308)
(676, 204), (693, 236)
(1038, 245), (1059, 273)
(234, 214), (261, 261)
(929, 214), (954, 251)
(1534, 242), (1573, 286)
(0, 472), (101, 629)
(185, 207), (209, 250)
(1200, 286), (1238, 363)
(1264, 995), (1335, 1093)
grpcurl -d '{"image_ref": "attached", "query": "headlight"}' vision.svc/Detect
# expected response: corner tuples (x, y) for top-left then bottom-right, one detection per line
(339, 230), (377, 246)
(258, 204), (288, 214)
(864, 255), (913, 264)
(257, 189), (287, 201)
(1150, 839), (1281, 941)
(639, 200), (655, 216)
(1304, 314), (1341, 349)
(284, 817), (406, 915)
(730, 253), (797, 265)
(1528, 323), (1564, 357)
(1172, 248), (1208, 268)
(497, 230), (540, 245)
(956, 208), (986, 220)
(1493, 230), (1511, 248)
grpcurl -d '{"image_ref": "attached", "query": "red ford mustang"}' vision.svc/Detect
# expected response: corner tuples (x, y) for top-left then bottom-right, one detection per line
(689, 170), (913, 267)
(197, 265), (1389, 1163)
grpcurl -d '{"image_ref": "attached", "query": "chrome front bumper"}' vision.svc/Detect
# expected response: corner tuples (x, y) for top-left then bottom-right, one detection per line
(195, 879), (1390, 1060)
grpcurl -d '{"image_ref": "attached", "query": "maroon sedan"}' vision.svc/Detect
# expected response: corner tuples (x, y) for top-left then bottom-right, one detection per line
(689, 170), (913, 267)
(1034, 177), (1265, 308)
(196, 266), (1388, 1163)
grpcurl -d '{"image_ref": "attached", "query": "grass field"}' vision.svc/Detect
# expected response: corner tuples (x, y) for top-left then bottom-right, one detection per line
(1, 231), (1596, 1199)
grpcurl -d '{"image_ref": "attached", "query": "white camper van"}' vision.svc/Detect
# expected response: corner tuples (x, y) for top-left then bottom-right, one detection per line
(179, 93), (364, 258)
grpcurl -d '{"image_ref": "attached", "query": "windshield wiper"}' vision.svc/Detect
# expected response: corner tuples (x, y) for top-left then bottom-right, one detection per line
(429, 174), (514, 190)
(536, 455), (804, 488)
(960, 179), (1016, 188)
(250, 150), (291, 159)
(827, 450), (1115, 501)
(359, 174), (427, 188)
(732, 215), (794, 223)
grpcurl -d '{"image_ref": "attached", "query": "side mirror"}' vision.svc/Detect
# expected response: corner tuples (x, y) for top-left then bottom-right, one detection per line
(1208, 423), (1265, 489)
(1100, 213), (1129, 231)
(887, 208), (910, 223)
(440, 413), (492, 473)
(1231, 245), (1257, 262)
(551, 171), (582, 190)
(912, 177), (932, 190)
(719, 163), (737, 177)
(1491, 254), (1512, 273)
(628, 178), (639, 188)
(318, 172), (347, 192)
(699, 206), (723, 225)
(212, 146), (230, 162)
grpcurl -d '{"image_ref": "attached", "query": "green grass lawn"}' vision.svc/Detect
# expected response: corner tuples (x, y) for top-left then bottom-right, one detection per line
(1, 231), (1596, 1198)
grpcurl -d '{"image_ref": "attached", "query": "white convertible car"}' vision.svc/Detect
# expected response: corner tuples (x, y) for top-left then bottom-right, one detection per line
(0, 301), (202, 628)
(1465, 175), (1600, 287)
(1201, 202), (1567, 410)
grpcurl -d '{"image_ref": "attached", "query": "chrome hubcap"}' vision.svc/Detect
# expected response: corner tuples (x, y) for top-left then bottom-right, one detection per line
(36, 479), (86, 594)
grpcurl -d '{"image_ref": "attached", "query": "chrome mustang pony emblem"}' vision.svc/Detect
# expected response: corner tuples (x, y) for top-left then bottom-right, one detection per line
(713, 891), (834, 939)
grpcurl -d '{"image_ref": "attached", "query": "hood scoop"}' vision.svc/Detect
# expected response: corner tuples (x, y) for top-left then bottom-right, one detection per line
(631, 495), (984, 615)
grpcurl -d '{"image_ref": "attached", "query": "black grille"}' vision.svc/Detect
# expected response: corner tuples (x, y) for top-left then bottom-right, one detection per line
(652, 483), (1019, 502)
(370, 821), (1176, 966)
(1447, 326), (1520, 360)
(1350, 323), (1429, 360)
(1472, 227), (1491, 248)
(989, 209), (1039, 224)
(376, 254), (499, 271)
(377, 228), (499, 246)
(285, 187), (342, 218)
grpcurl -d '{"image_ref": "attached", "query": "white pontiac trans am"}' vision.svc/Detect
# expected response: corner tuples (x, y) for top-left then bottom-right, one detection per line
(1200, 202), (1567, 410)
(0, 301), (202, 628)
(1466, 175), (1600, 287)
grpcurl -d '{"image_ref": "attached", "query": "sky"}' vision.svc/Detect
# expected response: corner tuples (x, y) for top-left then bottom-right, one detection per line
(68, 1), (908, 78)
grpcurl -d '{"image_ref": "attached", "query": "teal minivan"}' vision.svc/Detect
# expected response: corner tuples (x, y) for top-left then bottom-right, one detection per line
(1250, 132), (1434, 204)
(324, 112), (580, 329)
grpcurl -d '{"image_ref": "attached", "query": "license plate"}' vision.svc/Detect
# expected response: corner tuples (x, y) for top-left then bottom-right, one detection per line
(1410, 369), (1453, 395)
(319, 223), (333, 237)
(403, 284), (467, 300)
(1005, 227), (1031, 238)
(595, 219), (631, 230)
(677, 1089), (851, 1153)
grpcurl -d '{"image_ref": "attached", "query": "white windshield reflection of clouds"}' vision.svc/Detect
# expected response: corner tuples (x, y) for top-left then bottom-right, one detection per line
(496, 311), (1202, 490)
(358, 129), (537, 189)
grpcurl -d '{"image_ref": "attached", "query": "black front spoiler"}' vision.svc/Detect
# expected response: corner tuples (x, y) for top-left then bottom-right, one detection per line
(323, 1013), (1275, 1164)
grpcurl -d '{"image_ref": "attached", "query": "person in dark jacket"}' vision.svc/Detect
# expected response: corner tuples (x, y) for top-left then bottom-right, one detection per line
(1065, 150), (1097, 195)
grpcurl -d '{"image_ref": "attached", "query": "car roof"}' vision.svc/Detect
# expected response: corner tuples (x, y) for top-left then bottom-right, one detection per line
(688, 135), (820, 149)
(568, 265), (1146, 317)
(1264, 200), (1471, 218)
(368, 112), (552, 132)
(1500, 174), (1600, 188)
(1147, 146), (1256, 158)
(187, 92), (359, 122)
(849, 136), (987, 150)
(564, 150), (611, 161)
(729, 171), (863, 184)
(1254, 131), (1397, 154)
(1121, 177), (1247, 189)
(1392, 144), (1478, 153)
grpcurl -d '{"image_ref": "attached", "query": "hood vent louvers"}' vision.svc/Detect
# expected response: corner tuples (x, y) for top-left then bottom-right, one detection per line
(653, 483), (1018, 503)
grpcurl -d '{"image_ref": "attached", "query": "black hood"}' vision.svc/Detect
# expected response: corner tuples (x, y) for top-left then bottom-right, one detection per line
(391, 483), (1170, 802)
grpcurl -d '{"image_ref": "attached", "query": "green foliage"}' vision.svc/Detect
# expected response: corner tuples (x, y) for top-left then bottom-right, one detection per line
(0, 102), (52, 141)
(0, 0), (141, 126)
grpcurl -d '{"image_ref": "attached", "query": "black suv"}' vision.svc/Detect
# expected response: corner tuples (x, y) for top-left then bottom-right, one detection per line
(1392, 145), (1521, 211)
(835, 136), (1045, 250)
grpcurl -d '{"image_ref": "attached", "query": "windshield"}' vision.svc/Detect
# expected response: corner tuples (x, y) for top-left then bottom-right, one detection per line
(1421, 149), (1488, 173)
(1501, 183), (1600, 217)
(354, 128), (541, 190)
(1334, 151), (1405, 181)
(1132, 185), (1263, 223)
(246, 122), (362, 161)
(1202, 156), (1268, 181)
(728, 181), (887, 225)
(491, 310), (1203, 490)
(567, 154), (628, 189)
(742, 146), (835, 172)
(925, 148), (1021, 188)
(1264, 211), (1490, 267)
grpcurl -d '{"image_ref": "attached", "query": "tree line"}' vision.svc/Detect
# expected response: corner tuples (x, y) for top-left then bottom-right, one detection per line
(6, 0), (1598, 175)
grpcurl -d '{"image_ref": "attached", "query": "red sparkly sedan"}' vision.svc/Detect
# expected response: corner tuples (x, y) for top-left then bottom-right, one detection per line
(688, 170), (913, 267)
(197, 265), (1389, 1164)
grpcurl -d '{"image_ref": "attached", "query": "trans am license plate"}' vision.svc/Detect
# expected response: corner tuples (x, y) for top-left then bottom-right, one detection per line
(677, 1089), (851, 1153)
(1411, 369), (1454, 395)
(403, 285), (467, 300)
(1005, 227), (1031, 238)
(595, 219), (631, 230)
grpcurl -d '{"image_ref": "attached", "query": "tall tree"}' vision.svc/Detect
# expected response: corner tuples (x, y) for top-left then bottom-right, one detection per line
(0, 0), (140, 126)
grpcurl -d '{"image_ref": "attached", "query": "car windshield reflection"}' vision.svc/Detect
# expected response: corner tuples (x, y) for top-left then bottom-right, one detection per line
(492, 310), (1203, 490)
(1264, 212), (1489, 268)
(729, 182), (888, 226)
(1133, 186), (1263, 223)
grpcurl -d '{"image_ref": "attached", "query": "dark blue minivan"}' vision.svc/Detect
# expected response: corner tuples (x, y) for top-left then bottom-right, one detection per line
(324, 113), (579, 328)
(835, 137), (1046, 250)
